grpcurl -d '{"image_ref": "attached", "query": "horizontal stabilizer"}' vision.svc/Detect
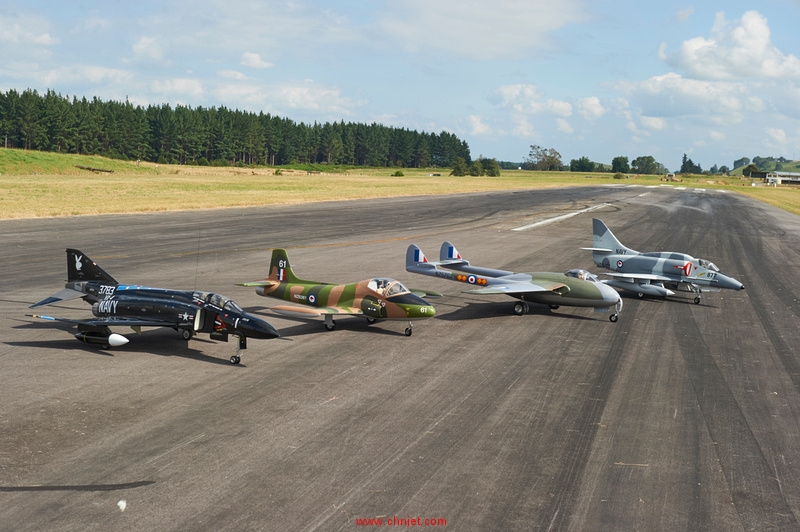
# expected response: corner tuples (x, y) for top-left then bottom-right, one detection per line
(236, 280), (278, 287)
(581, 247), (613, 253)
(410, 288), (443, 298)
(30, 288), (86, 308)
(26, 314), (173, 328)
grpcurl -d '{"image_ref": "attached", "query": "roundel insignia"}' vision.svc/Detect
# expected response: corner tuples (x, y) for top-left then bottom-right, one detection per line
(308, 294), (316, 304)
(468, 275), (477, 284)
(617, 260), (624, 268)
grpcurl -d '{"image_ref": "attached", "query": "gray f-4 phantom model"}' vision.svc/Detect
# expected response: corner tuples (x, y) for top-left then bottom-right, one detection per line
(584, 218), (745, 304)
(406, 242), (622, 322)
(28, 249), (280, 364)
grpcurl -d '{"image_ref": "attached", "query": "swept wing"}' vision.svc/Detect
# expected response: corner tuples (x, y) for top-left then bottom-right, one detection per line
(27, 314), (187, 329)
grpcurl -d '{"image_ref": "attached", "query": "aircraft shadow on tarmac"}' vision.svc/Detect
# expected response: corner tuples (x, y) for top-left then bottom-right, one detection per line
(9, 321), (244, 366)
(262, 315), (416, 338)
(618, 292), (719, 308)
(435, 297), (600, 322)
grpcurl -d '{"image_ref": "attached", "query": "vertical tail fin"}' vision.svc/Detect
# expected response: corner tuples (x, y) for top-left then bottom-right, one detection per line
(591, 219), (637, 255)
(439, 241), (462, 261)
(66, 249), (117, 283)
(406, 244), (428, 268)
(268, 248), (304, 283)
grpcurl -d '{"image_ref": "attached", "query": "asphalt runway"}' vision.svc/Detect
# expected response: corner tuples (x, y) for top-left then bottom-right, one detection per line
(1, 185), (799, 531)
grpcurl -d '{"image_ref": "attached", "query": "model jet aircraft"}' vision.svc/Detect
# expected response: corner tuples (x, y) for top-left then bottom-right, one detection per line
(405, 242), (622, 322)
(584, 218), (745, 304)
(238, 248), (437, 336)
(28, 249), (280, 364)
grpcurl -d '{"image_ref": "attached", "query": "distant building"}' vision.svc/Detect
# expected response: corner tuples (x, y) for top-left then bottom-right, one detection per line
(765, 171), (800, 185)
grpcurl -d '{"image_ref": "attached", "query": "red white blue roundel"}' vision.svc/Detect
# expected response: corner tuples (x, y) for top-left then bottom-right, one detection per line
(468, 275), (477, 284)
(308, 294), (316, 304)
(617, 260), (624, 268)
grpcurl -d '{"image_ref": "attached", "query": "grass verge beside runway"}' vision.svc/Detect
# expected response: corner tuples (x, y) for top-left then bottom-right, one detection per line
(2, 149), (799, 218)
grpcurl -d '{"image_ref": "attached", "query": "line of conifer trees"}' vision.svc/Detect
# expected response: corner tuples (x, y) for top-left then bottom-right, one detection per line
(0, 89), (471, 167)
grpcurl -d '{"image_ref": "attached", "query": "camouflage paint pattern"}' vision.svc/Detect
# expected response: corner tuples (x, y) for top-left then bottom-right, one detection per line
(240, 248), (436, 322)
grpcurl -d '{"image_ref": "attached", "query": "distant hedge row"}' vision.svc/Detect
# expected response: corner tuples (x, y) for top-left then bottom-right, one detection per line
(0, 88), (471, 168)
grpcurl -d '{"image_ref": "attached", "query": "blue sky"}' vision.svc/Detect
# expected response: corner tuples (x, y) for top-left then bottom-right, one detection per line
(2, 1), (800, 171)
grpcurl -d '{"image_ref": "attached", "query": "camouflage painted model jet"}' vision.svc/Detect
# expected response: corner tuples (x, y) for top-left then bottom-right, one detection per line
(405, 242), (622, 322)
(238, 248), (438, 336)
(584, 218), (745, 304)
(28, 249), (280, 364)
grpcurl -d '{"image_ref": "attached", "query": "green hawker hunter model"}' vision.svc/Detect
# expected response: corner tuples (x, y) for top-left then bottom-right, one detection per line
(406, 241), (622, 322)
(238, 248), (438, 336)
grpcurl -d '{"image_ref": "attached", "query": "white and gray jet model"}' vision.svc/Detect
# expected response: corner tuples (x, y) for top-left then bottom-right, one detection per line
(584, 218), (745, 304)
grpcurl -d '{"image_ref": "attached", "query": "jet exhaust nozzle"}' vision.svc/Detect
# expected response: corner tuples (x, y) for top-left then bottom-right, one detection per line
(75, 331), (129, 347)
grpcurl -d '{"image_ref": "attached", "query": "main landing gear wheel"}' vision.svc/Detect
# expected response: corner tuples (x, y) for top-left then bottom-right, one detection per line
(548, 305), (560, 310)
(324, 322), (336, 331)
(637, 292), (644, 299)
(230, 355), (241, 365)
(609, 314), (618, 322)
(513, 302), (527, 316)
(181, 329), (193, 341)
(366, 317), (377, 324)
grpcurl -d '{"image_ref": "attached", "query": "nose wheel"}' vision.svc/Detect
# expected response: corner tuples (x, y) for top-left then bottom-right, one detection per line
(405, 321), (413, 336)
(229, 334), (246, 365)
(690, 283), (702, 304)
(610, 299), (622, 322)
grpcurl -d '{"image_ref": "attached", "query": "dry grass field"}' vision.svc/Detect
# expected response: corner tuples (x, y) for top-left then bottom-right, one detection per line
(2, 149), (799, 218)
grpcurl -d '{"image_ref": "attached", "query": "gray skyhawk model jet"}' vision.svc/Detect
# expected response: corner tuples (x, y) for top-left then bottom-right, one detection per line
(406, 242), (622, 321)
(584, 218), (745, 304)
(27, 249), (280, 364)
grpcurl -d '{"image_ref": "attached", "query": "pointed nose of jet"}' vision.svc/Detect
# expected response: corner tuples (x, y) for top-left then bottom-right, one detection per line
(411, 298), (436, 319)
(598, 282), (622, 306)
(240, 315), (281, 339)
(717, 273), (745, 291)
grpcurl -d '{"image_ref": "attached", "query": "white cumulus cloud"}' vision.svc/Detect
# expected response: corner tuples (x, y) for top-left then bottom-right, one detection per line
(576, 97), (605, 120)
(468, 115), (491, 135)
(661, 10), (800, 81)
(556, 118), (573, 134)
(767, 128), (786, 143)
(493, 84), (572, 116)
(379, 0), (585, 60)
(240, 52), (274, 69)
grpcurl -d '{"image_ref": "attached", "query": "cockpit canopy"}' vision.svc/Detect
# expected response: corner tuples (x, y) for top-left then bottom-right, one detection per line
(193, 291), (244, 312)
(565, 269), (600, 283)
(697, 259), (719, 272)
(367, 278), (410, 297)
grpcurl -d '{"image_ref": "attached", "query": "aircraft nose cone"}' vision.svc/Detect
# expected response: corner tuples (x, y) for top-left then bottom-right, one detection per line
(719, 274), (745, 291)
(244, 316), (280, 339)
(425, 305), (436, 318)
(598, 282), (621, 305)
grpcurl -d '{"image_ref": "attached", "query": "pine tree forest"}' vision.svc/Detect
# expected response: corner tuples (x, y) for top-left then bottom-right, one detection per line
(0, 89), (471, 168)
